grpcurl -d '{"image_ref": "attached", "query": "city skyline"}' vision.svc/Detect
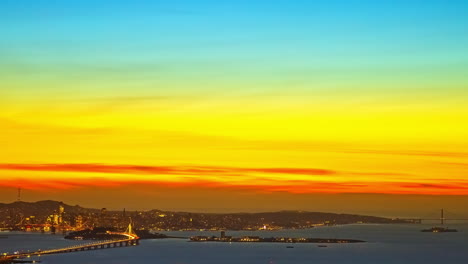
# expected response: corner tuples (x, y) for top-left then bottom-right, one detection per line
(1, 0), (468, 217)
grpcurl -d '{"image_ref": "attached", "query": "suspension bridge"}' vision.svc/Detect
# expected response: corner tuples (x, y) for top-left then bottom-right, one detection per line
(397, 209), (468, 224)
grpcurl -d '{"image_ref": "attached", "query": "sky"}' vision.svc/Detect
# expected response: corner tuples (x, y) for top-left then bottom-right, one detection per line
(1, 0), (468, 217)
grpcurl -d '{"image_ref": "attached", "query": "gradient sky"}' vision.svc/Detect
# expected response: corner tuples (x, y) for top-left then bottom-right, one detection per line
(1, 0), (468, 217)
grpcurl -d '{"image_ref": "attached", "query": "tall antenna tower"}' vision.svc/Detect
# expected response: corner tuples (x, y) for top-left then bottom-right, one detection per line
(17, 187), (21, 201)
(440, 209), (445, 225)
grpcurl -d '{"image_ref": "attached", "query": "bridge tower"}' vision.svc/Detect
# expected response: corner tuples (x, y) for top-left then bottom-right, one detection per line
(125, 218), (137, 236)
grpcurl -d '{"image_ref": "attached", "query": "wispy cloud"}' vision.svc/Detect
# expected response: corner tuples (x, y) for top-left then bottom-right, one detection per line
(1, 163), (467, 195)
(0, 163), (336, 176)
(399, 183), (468, 190)
(1, 177), (467, 195)
(342, 149), (468, 158)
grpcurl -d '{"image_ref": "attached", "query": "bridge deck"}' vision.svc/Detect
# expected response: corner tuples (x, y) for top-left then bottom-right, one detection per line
(1, 233), (139, 262)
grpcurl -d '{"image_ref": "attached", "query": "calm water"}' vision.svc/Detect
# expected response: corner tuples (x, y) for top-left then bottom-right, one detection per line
(1, 224), (468, 264)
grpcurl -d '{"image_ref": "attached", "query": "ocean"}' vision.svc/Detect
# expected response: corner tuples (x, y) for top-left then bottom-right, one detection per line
(1, 224), (467, 264)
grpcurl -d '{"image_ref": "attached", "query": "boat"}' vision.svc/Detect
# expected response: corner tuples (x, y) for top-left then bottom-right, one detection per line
(317, 245), (328, 248)
(286, 246), (294, 248)
(420, 209), (458, 233)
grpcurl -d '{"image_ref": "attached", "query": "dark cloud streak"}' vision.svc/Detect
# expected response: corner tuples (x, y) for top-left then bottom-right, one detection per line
(0, 163), (336, 176)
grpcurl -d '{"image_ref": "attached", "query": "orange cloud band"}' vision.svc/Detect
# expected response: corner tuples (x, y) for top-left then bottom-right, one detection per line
(0, 163), (335, 176)
(0, 177), (467, 195)
(1, 163), (468, 195)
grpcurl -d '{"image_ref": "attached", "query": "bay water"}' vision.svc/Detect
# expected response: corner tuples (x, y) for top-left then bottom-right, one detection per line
(1, 224), (467, 264)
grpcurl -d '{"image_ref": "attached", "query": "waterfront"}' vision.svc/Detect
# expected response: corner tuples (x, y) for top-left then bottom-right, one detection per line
(1, 224), (467, 264)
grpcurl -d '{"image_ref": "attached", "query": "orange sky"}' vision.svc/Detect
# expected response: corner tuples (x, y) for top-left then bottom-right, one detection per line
(1, 1), (468, 217)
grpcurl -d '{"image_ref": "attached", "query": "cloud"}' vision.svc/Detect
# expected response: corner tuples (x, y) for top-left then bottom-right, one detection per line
(2, 163), (467, 195)
(343, 149), (468, 158)
(438, 162), (468, 168)
(0, 163), (336, 176)
(399, 183), (468, 190)
(1, 177), (467, 195)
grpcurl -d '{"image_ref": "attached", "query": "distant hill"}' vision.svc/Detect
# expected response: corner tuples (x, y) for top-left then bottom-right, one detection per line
(0, 200), (100, 227)
(0, 200), (408, 229)
(0, 200), (99, 215)
(224, 210), (397, 225)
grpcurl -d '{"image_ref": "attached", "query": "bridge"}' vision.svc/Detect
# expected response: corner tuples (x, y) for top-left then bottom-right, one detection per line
(397, 209), (468, 224)
(1, 223), (139, 263)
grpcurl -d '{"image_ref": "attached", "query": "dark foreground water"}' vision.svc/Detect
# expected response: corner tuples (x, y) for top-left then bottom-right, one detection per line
(1, 224), (468, 264)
